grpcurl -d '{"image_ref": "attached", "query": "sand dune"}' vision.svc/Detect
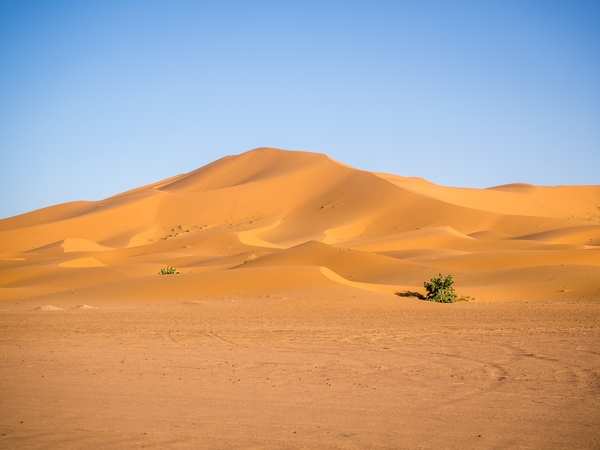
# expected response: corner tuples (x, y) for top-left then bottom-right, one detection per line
(0, 147), (598, 303)
(1, 148), (599, 448)
(376, 173), (600, 219)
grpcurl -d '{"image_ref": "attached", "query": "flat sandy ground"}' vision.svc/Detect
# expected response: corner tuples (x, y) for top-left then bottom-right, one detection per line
(1, 294), (599, 449)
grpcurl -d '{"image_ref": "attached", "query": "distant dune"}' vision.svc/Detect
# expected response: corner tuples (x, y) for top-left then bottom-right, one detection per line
(1, 147), (599, 304)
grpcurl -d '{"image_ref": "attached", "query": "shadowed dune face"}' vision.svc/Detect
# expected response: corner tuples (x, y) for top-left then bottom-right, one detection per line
(0, 147), (599, 304)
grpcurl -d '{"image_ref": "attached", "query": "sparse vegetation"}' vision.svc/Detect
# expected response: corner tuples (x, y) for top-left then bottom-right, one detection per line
(244, 253), (258, 264)
(423, 273), (457, 303)
(158, 266), (181, 275)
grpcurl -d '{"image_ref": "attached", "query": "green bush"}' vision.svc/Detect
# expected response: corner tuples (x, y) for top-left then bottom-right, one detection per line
(158, 266), (181, 275)
(424, 273), (457, 303)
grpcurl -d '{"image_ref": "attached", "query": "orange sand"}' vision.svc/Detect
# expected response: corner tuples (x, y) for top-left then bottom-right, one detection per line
(1, 148), (599, 448)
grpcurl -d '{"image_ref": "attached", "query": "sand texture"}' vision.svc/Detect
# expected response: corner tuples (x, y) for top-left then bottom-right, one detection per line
(1, 147), (599, 448)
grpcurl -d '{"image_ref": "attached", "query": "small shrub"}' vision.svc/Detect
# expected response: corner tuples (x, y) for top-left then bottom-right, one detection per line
(158, 266), (181, 275)
(244, 253), (258, 264)
(424, 273), (457, 303)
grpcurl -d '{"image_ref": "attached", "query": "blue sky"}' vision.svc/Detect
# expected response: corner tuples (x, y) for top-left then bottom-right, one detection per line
(1, 0), (598, 219)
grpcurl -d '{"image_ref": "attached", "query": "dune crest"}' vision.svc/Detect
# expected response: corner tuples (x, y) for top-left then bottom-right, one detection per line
(376, 172), (600, 219)
(59, 257), (106, 268)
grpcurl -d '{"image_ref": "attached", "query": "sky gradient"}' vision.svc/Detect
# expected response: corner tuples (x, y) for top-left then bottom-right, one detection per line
(1, 0), (599, 219)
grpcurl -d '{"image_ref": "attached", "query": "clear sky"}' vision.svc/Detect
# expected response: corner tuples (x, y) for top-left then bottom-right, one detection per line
(1, 0), (598, 219)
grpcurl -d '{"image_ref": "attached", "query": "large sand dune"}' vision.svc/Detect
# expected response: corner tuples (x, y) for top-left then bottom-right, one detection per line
(1, 147), (598, 303)
(1, 148), (599, 448)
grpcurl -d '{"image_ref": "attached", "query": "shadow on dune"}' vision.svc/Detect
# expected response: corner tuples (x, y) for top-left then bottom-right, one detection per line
(395, 290), (426, 300)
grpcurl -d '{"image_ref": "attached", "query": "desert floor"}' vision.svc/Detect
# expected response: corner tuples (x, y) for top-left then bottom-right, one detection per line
(1, 294), (599, 450)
